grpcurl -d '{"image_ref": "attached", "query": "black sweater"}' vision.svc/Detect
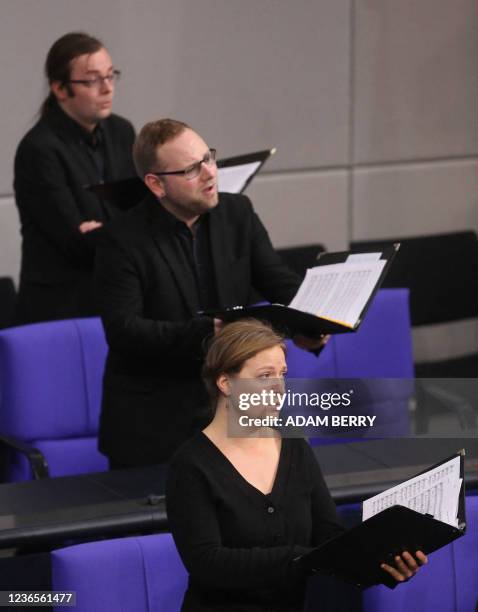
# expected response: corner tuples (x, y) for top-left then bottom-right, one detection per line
(166, 434), (345, 611)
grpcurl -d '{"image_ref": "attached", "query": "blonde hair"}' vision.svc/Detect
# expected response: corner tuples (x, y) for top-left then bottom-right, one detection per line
(202, 319), (285, 403)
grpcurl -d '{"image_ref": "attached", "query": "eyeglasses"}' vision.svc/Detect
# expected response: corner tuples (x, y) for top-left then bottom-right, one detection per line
(151, 149), (217, 181)
(66, 69), (121, 89)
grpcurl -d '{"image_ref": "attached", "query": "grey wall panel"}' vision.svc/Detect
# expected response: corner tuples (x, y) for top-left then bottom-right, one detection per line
(352, 160), (478, 241)
(0, 197), (21, 284)
(133, 0), (351, 172)
(0, 0), (350, 195)
(354, 0), (478, 163)
(245, 171), (348, 251)
(413, 319), (478, 363)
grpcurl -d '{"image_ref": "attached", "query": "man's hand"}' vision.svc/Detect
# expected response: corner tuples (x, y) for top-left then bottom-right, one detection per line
(214, 318), (223, 335)
(292, 334), (330, 351)
(79, 220), (103, 233)
(381, 550), (428, 583)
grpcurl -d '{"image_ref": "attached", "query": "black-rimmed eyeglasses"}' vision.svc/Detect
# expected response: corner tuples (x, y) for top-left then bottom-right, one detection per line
(66, 69), (121, 89)
(150, 149), (217, 181)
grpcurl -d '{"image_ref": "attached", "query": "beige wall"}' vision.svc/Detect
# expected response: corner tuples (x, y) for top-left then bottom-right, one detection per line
(1, 0), (477, 359)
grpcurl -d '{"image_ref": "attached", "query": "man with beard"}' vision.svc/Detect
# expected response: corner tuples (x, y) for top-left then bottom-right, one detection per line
(95, 118), (321, 468)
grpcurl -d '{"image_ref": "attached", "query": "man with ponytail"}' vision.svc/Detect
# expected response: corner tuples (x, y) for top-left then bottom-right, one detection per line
(14, 32), (135, 324)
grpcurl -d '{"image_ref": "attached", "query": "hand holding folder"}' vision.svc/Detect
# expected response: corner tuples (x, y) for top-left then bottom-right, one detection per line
(298, 451), (465, 588)
(207, 246), (398, 338)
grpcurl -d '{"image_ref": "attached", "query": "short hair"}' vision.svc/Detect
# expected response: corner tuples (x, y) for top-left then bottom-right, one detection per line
(41, 32), (104, 116)
(133, 118), (190, 177)
(202, 319), (286, 404)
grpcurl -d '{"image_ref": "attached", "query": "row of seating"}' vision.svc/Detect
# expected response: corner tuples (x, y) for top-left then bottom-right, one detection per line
(50, 495), (478, 611)
(282, 231), (478, 378)
(0, 285), (475, 609)
(0, 288), (414, 481)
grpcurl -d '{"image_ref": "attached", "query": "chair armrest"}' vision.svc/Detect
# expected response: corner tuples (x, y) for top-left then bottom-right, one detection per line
(0, 434), (50, 479)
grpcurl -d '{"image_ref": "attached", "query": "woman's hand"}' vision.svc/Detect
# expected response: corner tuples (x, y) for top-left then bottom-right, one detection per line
(381, 550), (428, 583)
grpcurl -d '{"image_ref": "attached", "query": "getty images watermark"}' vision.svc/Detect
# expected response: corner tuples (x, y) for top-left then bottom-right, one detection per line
(227, 379), (385, 438)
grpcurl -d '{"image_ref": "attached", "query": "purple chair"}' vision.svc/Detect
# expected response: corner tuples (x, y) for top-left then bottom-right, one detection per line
(286, 289), (414, 444)
(51, 532), (188, 612)
(287, 288), (413, 379)
(363, 495), (478, 612)
(0, 318), (108, 481)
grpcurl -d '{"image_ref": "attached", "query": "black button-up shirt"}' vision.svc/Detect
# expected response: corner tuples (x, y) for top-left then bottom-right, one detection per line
(156, 203), (219, 311)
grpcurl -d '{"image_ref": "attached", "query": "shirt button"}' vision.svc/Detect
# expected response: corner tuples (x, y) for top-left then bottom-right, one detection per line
(267, 505), (275, 514)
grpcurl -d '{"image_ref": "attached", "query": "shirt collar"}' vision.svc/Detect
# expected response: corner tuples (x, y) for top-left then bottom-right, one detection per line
(49, 99), (104, 147)
(156, 200), (207, 235)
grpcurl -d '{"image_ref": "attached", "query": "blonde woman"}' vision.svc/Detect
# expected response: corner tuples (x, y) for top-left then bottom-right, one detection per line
(166, 320), (427, 611)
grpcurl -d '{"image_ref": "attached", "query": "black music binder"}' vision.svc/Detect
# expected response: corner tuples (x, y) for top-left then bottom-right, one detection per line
(299, 451), (466, 589)
(206, 245), (398, 337)
(87, 176), (148, 211)
(216, 148), (275, 193)
(85, 148), (275, 210)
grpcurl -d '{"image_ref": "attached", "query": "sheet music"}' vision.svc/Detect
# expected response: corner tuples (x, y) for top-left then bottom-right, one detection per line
(288, 260), (386, 327)
(362, 455), (462, 527)
(218, 161), (262, 194)
(347, 252), (382, 263)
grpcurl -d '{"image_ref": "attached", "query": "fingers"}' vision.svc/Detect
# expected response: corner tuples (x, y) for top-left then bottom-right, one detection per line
(79, 220), (103, 233)
(399, 552), (418, 576)
(381, 550), (427, 583)
(393, 554), (415, 579)
(380, 562), (406, 582)
(415, 550), (428, 565)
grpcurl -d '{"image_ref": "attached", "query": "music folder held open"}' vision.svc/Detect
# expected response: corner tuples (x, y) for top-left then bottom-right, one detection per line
(206, 246), (398, 337)
(299, 451), (466, 588)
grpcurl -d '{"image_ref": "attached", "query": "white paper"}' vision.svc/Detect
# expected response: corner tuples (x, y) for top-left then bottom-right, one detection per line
(347, 253), (382, 263)
(218, 161), (262, 194)
(288, 260), (386, 327)
(362, 455), (462, 528)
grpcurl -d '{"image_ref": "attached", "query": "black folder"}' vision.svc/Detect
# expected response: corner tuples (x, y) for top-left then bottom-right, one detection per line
(87, 176), (148, 211)
(85, 149), (275, 210)
(206, 245), (398, 337)
(300, 451), (466, 589)
(216, 148), (275, 193)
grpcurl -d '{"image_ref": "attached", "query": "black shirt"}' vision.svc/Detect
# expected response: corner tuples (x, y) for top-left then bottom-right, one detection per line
(166, 434), (345, 611)
(155, 203), (219, 310)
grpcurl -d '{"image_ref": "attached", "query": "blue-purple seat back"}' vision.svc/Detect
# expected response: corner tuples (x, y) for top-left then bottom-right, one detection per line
(0, 318), (108, 480)
(51, 533), (188, 612)
(287, 289), (413, 378)
(286, 289), (414, 445)
(363, 495), (478, 612)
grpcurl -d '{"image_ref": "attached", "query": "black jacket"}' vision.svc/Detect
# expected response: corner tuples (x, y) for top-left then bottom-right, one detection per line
(95, 192), (301, 465)
(14, 102), (136, 322)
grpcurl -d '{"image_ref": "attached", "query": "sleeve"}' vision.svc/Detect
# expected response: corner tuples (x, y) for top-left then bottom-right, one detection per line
(246, 200), (302, 305)
(14, 138), (98, 265)
(166, 458), (312, 591)
(301, 441), (347, 545)
(95, 235), (214, 362)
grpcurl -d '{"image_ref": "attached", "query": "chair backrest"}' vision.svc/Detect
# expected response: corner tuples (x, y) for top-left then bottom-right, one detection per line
(0, 277), (16, 330)
(287, 288), (413, 378)
(277, 244), (326, 279)
(351, 231), (478, 327)
(0, 318), (108, 481)
(51, 532), (188, 612)
(286, 289), (414, 445)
